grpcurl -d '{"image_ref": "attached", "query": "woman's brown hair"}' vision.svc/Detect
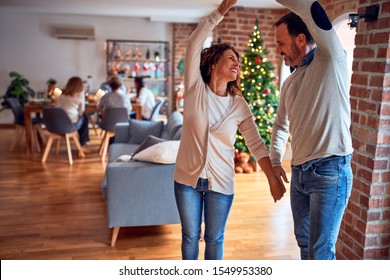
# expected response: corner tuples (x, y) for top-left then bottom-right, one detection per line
(200, 43), (241, 96)
(62, 76), (84, 96)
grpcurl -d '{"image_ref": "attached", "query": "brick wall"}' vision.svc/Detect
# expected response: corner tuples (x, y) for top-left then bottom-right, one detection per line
(171, 0), (389, 259)
(321, 0), (358, 19)
(215, 7), (285, 70)
(172, 23), (197, 106)
(336, 0), (390, 260)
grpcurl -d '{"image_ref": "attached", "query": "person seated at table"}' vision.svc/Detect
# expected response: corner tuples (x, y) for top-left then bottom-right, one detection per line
(46, 78), (57, 100)
(100, 69), (127, 94)
(56, 76), (90, 153)
(130, 76), (155, 120)
(97, 76), (132, 117)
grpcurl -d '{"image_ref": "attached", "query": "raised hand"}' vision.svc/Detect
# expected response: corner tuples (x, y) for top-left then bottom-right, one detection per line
(218, 0), (238, 16)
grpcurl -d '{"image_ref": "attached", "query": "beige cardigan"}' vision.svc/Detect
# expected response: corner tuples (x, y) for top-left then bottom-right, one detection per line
(173, 9), (269, 195)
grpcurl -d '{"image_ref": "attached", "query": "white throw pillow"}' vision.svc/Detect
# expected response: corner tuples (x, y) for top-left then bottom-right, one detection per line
(132, 140), (180, 164)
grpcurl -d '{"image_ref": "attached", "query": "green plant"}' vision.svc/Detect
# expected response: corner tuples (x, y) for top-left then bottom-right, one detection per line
(177, 58), (185, 76)
(1, 71), (35, 109)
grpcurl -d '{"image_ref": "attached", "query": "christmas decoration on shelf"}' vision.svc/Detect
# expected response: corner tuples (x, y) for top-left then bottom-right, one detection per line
(146, 48), (150, 60)
(174, 81), (185, 111)
(154, 51), (160, 62)
(234, 19), (280, 153)
(125, 49), (132, 59)
(134, 62), (141, 76)
(155, 62), (165, 78)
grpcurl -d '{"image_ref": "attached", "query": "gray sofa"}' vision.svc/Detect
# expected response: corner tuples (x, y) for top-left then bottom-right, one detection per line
(103, 111), (183, 246)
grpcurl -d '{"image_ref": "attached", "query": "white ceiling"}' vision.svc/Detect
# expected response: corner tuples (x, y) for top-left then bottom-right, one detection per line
(0, 0), (283, 22)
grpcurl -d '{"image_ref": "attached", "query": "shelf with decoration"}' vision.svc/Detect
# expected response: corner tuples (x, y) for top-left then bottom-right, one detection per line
(105, 39), (170, 114)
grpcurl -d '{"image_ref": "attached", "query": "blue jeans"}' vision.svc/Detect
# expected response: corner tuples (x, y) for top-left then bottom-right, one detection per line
(74, 113), (90, 146)
(290, 154), (353, 260)
(174, 179), (234, 260)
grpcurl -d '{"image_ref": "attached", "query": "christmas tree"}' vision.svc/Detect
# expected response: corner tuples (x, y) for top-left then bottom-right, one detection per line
(234, 19), (280, 153)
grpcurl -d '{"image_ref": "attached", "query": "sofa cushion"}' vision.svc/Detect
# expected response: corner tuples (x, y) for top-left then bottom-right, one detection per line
(161, 111), (183, 140)
(132, 140), (180, 164)
(128, 119), (164, 144)
(132, 135), (167, 157)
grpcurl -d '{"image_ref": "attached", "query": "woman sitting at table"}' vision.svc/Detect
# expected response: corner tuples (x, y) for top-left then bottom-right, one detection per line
(56, 76), (90, 153)
(130, 76), (155, 120)
(97, 76), (132, 117)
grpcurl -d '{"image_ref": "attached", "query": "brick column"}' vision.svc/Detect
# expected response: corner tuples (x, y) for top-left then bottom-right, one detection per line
(172, 23), (196, 111)
(336, 0), (390, 259)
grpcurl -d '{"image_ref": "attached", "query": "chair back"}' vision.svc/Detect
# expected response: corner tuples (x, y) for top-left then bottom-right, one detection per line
(6, 97), (24, 125)
(147, 99), (164, 121)
(43, 107), (77, 135)
(100, 107), (129, 132)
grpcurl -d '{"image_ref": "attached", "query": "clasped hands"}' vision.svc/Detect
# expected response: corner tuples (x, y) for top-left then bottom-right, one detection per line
(270, 166), (289, 202)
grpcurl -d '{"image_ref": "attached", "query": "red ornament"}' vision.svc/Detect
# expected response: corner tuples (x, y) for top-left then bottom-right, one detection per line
(134, 62), (140, 75)
(142, 63), (150, 71)
(264, 88), (271, 95)
(255, 57), (261, 64)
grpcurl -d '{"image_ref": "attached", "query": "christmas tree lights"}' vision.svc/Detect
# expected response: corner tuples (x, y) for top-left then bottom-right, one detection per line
(234, 19), (280, 153)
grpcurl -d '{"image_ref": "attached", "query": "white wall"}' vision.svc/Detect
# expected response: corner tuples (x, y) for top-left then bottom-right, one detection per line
(0, 10), (173, 95)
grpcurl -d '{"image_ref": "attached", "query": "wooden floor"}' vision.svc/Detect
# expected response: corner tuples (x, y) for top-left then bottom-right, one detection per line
(0, 127), (299, 260)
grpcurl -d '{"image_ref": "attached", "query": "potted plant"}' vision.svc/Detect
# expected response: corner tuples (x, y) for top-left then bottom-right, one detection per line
(1, 71), (35, 110)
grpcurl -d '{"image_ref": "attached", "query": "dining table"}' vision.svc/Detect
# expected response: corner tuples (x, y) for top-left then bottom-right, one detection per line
(24, 100), (143, 155)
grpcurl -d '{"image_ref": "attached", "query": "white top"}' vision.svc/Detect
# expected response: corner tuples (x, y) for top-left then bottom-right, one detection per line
(135, 87), (156, 119)
(56, 91), (85, 123)
(200, 87), (231, 179)
(173, 9), (269, 195)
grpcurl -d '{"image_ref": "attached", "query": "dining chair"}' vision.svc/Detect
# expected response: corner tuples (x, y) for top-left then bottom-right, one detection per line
(146, 99), (164, 121)
(41, 107), (85, 165)
(6, 97), (44, 152)
(99, 107), (129, 162)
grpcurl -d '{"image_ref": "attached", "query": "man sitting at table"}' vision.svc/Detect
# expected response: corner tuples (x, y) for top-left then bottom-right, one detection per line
(100, 69), (127, 94)
(97, 76), (132, 117)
